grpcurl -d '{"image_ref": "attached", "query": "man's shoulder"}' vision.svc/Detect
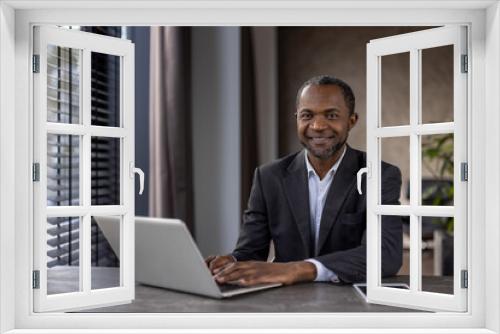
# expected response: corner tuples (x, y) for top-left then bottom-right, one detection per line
(257, 147), (368, 173)
(344, 146), (400, 178)
(348, 146), (367, 163)
(257, 151), (302, 176)
(254, 147), (399, 176)
(349, 147), (398, 168)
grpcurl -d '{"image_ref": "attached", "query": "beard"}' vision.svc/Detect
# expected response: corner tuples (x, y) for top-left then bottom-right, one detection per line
(300, 135), (347, 160)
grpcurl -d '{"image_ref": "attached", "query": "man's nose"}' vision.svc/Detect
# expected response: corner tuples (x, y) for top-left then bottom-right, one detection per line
(310, 116), (328, 130)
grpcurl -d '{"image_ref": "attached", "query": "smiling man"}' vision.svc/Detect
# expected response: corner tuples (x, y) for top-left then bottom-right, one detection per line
(206, 75), (403, 286)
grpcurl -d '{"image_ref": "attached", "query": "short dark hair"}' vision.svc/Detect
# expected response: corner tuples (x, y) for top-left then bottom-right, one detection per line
(295, 75), (355, 115)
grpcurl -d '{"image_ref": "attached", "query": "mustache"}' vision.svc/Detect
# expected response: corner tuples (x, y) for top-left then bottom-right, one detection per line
(305, 134), (335, 138)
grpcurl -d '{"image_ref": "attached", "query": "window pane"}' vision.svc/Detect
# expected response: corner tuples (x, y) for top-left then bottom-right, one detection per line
(91, 52), (121, 127)
(91, 216), (121, 290)
(421, 134), (454, 206)
(47, 45), (81, 124)
(381, 215), (409, 288)
(91, 137), (121, 205)
(47, 134), (80, 206)
(380, 52), (410, 127)
(47, 216), (80, 295)
(421, 216), (454, 295)
(380, 137), (409, 205)
(421, 45), (454, 124)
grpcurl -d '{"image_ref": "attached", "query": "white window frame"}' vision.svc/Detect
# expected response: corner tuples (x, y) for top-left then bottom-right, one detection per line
(366, 26), (468, 312)
(0, 1), (498, 333)
(32, 26), (136, 312)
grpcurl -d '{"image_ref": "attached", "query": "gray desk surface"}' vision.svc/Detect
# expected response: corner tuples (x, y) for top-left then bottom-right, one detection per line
(48, 267), (453, 313)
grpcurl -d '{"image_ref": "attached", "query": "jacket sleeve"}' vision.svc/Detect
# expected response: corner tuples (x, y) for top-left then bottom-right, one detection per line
(314, 164), (403, 283)
(231, 167), (271, 261)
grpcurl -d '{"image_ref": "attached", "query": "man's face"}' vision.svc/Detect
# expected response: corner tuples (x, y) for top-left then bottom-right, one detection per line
(296, 84), (358, 160)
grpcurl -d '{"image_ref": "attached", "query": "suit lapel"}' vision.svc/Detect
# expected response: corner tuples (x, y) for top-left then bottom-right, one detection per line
(316, 146), (360, 255)
(283, 151), (312, 257)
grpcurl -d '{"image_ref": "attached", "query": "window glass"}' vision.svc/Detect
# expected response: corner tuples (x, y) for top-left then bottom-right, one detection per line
(421, 216), (454, 295)
(90, 52), (121, 127)
(421, 134), (454, 206)
(381, 215), (410, 288)
(47, 216), (81, 295)
(47, 134), (80, 206)
(421, 45), (454, 124)
(47, 45), (81, 124)
(91, 216), (121, 290)
(91, 137), (121, 206)
(381, 52), (410, 127)
(380, 136), (409, 205)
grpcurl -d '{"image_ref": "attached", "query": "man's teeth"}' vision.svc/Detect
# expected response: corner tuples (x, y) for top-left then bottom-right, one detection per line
(310, 137), (332, 144)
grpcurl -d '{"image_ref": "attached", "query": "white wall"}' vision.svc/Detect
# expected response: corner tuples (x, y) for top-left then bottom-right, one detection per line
(485, 3), (500, 332)
(0, 3), (15, 332)
(191, 27), (241, 257)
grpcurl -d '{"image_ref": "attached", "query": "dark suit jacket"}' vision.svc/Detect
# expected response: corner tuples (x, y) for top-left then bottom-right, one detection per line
(231, 146), (403, 283)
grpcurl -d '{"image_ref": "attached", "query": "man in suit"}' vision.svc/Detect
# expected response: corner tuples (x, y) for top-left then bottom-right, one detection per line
(206, 75), (402, 285)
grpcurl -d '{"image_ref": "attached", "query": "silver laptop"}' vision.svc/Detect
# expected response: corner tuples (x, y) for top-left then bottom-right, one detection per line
(94, 216), (281, 298)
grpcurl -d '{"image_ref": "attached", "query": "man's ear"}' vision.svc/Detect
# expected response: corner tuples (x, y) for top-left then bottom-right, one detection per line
(348, 113), (359, 130)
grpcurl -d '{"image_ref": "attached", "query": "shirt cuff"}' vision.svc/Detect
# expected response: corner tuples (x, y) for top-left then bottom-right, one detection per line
(305, 259), (340, 283)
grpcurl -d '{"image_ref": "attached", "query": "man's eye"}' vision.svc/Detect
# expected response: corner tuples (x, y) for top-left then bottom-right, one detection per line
(300, 113), (312, 120)
(326, 113), (338, 120)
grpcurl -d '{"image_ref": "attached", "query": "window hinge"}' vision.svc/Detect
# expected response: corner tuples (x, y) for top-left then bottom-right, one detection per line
(461, 270), (468, 289)
(32, 270), (40, 289)
(461, 162), (468, 181)
(32, 55), (40, 73)
(461, 54), (468, 73)
(32, 163), (40, 182)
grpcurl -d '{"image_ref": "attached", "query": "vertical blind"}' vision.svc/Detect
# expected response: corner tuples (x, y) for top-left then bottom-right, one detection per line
(47, 26), (123, 269)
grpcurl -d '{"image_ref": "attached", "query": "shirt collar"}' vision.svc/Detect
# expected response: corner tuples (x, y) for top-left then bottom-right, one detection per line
(305, 146), (347, 179)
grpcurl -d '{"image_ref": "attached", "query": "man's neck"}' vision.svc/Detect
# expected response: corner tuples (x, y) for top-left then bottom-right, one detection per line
(307, 145), (346, 180)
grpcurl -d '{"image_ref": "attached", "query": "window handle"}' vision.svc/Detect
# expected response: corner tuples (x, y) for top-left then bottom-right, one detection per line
(356, 163), (371, 195)
(130, 162), (145, 195)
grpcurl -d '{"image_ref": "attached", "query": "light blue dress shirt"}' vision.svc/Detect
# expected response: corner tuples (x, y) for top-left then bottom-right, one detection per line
(304, 147), (347, 283)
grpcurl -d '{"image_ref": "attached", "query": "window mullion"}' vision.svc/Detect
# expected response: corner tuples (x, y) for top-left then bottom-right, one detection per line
(366, 45), (379, 292)
(409, 48), (422, 292)
(81, 47), (92, 294)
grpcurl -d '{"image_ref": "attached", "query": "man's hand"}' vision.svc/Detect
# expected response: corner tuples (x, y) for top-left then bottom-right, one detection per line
(213, 261), (317, 286)
(205, 255), (236, 275)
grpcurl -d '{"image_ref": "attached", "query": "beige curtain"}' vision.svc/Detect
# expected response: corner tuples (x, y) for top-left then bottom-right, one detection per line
(149, 27), (194, 234)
